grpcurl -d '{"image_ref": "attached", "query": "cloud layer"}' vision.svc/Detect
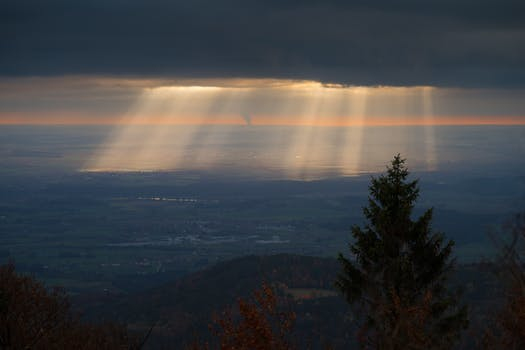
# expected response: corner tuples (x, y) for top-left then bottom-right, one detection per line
(2, 0), (524, 87)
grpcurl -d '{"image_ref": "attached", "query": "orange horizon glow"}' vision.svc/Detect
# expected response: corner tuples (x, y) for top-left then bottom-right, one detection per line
(2, 78), (525, 127)
(3, 78), (521, 176)
(1, 113), (524, 126)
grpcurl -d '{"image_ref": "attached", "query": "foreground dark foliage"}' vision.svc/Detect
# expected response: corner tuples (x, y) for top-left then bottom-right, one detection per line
(191, 283), (296, 350)
(0, 263), (137, 350)
(483, 213), (525, 349)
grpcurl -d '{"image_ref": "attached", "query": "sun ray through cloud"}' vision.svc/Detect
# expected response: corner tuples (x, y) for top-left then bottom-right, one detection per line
(422, 86), (438, 171)
(285, 84), (326, 179)
(81, 80), (523, 177)
(339, 87), (369, 176)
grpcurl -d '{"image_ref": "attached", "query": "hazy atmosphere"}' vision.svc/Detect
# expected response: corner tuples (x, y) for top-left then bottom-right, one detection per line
(1, 1), (524, 348)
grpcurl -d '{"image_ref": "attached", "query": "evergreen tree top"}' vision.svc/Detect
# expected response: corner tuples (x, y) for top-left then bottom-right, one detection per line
(365, 154), (419, 237)
(336, 154), (468, 349)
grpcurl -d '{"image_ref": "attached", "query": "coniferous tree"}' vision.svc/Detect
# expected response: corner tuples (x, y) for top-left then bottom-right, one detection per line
(336, 155), (468, 349)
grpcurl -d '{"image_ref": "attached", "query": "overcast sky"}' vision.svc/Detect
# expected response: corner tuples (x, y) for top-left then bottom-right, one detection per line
(2, 0), (524, 87)
(1, 0), (524, 124)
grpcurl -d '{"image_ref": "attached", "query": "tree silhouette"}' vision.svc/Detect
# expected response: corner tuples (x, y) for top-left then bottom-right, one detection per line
(483, 213), (525, 349)
(191, 283), (296, 350)
(0, 262), (137, 349)
(336, 154), (468, 349)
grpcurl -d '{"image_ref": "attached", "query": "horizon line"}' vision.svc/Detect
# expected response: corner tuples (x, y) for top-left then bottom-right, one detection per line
(1, 118), (525, 127)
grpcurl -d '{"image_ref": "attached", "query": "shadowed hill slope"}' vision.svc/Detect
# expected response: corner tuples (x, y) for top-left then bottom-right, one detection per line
(102, 254), (348, 348)
(82, 254), (501, 349)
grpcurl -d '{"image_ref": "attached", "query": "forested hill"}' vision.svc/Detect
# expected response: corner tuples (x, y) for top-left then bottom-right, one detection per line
(94, 254), (345, 348)
(77, 254), (501, 349)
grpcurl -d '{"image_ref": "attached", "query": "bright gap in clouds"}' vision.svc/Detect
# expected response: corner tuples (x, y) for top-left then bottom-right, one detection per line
(84, 80), (444, 178)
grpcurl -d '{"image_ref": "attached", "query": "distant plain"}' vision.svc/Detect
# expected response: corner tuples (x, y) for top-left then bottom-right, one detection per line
(1, 125), (524, 295)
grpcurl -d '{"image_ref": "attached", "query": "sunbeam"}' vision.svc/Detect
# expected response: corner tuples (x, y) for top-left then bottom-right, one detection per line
(339, 87), (368, 176)
(422, 86), (437, 171)
(285, 84), (326, 179)
(84, 80), (453, 177)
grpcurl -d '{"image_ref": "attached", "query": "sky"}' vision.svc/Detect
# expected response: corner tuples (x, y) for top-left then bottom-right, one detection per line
(1, 0), (524, 125)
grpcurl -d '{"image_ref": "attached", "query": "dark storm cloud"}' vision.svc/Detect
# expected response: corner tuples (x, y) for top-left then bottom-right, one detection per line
(1, 0), (524, 87)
